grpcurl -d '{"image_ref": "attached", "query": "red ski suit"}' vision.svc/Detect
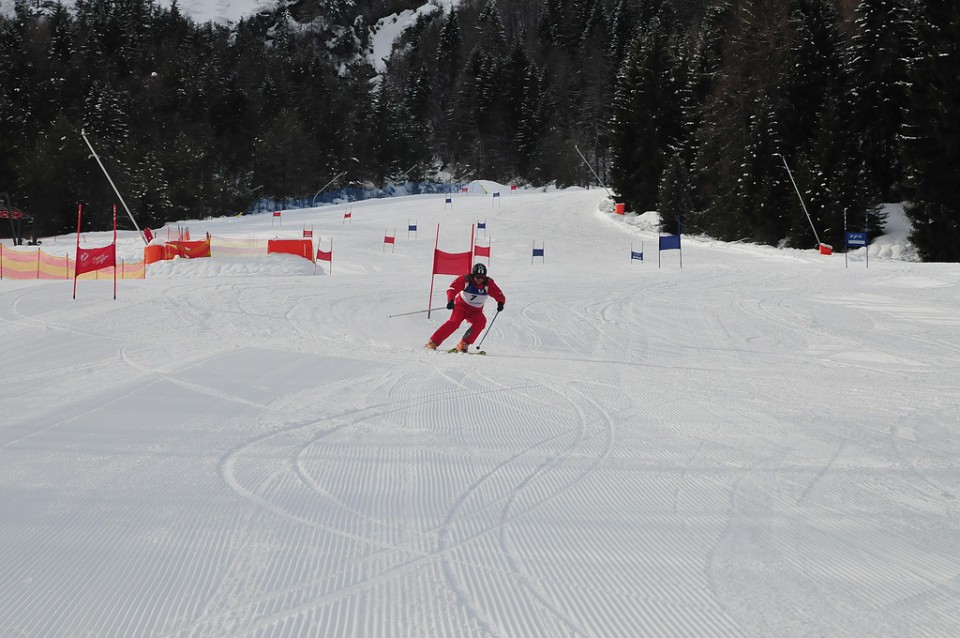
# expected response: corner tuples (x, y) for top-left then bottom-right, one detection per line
(430, 274), (506, 346)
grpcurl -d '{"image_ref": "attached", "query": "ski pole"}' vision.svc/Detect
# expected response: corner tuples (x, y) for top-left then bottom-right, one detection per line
(476, 309), (500, 350)
(388, 306), (446, 318)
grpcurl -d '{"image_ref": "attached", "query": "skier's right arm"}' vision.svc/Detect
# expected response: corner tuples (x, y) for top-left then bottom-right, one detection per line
(445, 276), (465, 308)
(446, 276), (466, 303)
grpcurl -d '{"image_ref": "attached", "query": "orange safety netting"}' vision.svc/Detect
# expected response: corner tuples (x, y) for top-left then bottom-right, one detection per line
(0, 245), (146, 280)
(211, 236), (269, 258)
(267, 239), (315, 262)
(164, 234), (212, 259)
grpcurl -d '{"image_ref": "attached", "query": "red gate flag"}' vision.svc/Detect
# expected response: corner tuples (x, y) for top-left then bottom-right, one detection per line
(474, 242), (491, 258)
(73, 203), (118, 299)
(428, 224), (475, 317)
(433, 249), (471, 275)
(315, 238), (333, 275)
(75, 244), (117, 276)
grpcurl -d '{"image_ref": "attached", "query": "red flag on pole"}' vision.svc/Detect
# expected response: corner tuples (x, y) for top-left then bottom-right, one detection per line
(73, 204), (118, 299)
(432, 249), (471, 275)
(427, 224), (474, 318)
(315, 238), (333, 275)
(75, 244), (116, 276)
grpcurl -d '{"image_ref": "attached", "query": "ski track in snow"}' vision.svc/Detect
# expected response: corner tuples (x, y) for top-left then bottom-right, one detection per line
(1, 188), (959, 637)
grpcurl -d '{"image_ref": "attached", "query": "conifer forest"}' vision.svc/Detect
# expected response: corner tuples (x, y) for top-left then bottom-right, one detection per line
(1, 0), (957, 260)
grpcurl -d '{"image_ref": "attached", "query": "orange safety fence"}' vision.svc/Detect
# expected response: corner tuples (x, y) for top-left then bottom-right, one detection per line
(165, 233), (212, 259)
(211, 236), (270, 258)
(267, 239), (315, 262)
(3, 232), (312, 281)
(0, 245), (145, 280)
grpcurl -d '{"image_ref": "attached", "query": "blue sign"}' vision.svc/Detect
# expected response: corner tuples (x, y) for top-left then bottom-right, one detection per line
(846, 231), (867, 247)
(631, 250), (644, 261)
(659, 235), (681, 251)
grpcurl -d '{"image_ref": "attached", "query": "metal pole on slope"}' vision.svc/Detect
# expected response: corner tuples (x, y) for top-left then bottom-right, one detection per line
(312, 171), (346, 206)
(388, 307), (447, 318)
(80, 129), (148, 245)
(775, 152), (821, 249)
(574, 144), (612, 198)
(475, 309), (500, 351)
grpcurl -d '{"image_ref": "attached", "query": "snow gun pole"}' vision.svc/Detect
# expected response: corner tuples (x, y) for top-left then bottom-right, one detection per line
(574, 144), (612, 198)
(775, 152), (821, 248)
(476, 309), (500, 351)
(81, 129), (148, 246)
(388, 307), (446, 318)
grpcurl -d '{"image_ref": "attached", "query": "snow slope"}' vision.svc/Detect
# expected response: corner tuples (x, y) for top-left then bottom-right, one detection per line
(2, 187), (959, 637)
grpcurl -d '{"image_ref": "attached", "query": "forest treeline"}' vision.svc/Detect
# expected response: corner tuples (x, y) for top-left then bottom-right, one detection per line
(1, 0), (957, 260)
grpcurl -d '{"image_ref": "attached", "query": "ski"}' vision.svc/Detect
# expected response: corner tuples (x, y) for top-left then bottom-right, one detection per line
(446, 348), (486, 355)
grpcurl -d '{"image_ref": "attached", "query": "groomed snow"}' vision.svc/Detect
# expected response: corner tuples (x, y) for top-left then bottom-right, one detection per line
(2, 186), (959, 637)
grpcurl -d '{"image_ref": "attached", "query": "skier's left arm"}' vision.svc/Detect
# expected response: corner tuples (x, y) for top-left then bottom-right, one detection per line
(487, 278), (506, 311)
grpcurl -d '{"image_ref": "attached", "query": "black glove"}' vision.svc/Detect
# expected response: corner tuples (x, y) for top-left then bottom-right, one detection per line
(497, 302), (504, 312)
(446, 300), (455, 310)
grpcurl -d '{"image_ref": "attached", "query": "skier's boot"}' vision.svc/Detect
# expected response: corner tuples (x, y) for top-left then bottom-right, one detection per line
(424, 341), (438, 350)
(456, 339), (469, 353)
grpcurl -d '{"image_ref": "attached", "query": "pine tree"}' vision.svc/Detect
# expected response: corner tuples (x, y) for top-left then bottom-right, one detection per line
(901, 0), (960, 261)
(609, 18), (682, 215)
(514, 65), (551, 181)
(607, 0), (634, 70)
(847, 0), (917, 200)
(777, 0), (870, 248)
(691, 0), (791, 243)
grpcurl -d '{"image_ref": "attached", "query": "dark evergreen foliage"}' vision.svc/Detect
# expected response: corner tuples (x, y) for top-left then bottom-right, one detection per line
(609, 16), (683, 217)
(901, 0), (960, 261)
(0, 0), (955, 260)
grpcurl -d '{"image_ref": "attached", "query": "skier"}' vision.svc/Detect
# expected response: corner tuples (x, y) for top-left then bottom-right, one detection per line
(425, 263), (505, 352)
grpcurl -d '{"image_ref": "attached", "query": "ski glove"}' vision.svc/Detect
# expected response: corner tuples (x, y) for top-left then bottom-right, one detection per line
(447, 300), (455, 310)
(497, 302), (504, 312)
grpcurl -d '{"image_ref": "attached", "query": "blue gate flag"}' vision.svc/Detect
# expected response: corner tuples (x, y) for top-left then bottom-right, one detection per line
(659, 234), (681, 251)
(478, 221), (486, 230)
(658, 234), (682, 268)
(631, 250), (644, 261)
(846, 231), (867, 247)
(532, 241), (545, 264)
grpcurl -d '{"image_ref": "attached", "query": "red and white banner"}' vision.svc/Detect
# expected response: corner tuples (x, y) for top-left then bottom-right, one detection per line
(74, 203), (117, 299)
(75, 244), (116, 276)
